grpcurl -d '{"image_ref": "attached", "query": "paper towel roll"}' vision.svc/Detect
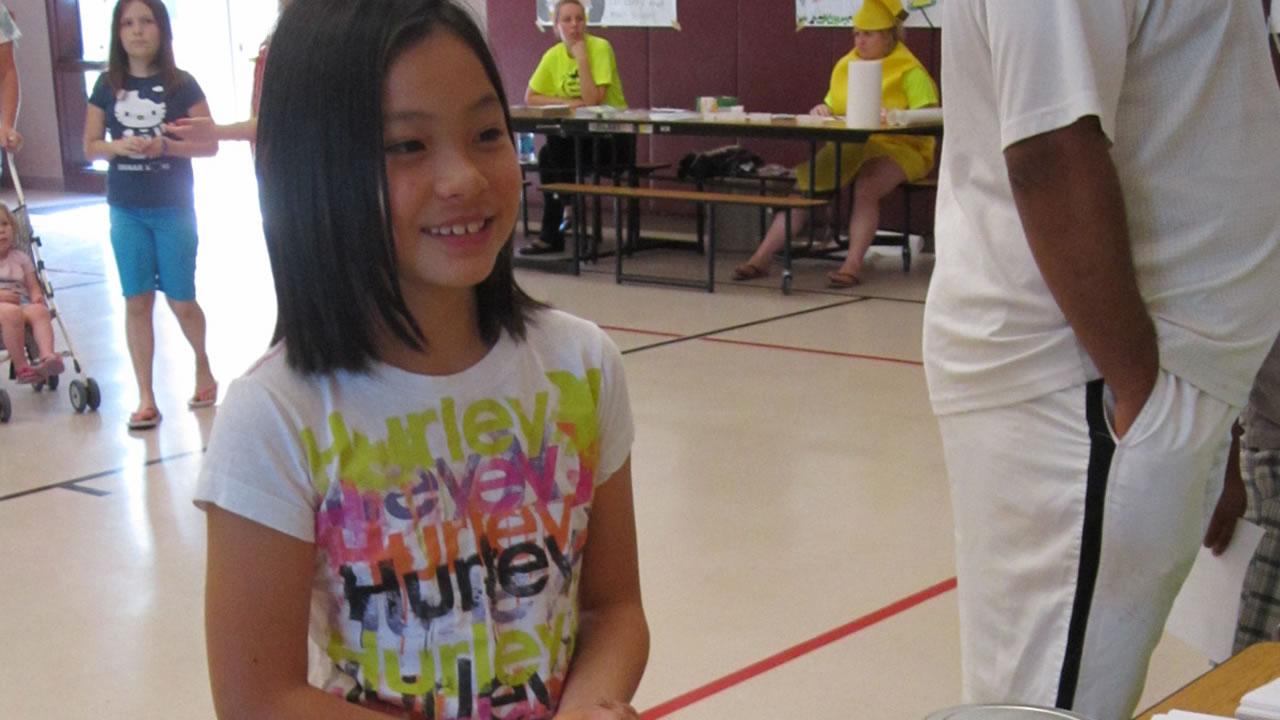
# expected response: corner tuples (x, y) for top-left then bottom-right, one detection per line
(845, 60), (882, 129)
(885, 107), (944, 127)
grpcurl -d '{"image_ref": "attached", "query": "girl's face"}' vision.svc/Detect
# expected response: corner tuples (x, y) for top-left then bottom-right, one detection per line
(556, 3), (587, 47)
(854, 29), (895, 60)
(119, 1), (161, 66)
(381, 32), (521, 296)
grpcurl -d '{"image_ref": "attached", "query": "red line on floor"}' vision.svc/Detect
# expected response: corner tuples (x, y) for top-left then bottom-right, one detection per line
(640, 577), (958, 719)
(600, 324), (924, 367)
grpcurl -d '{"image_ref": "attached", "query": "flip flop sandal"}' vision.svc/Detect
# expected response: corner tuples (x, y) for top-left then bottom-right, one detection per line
(128, 407), (162, 430)
(15, 366), (42, 385)
(731, 263), (769, 281)
(38, 355), (65, 377)
(826, 270), (861, 289)
(188, 383), (218, 409)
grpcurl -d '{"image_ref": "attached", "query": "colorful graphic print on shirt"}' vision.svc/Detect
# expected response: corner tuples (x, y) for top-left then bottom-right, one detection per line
(303, 369), (609, 719)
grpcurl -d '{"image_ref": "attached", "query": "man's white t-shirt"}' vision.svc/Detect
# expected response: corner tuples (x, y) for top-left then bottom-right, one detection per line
(195, 309), (633, 720)
(924, 0), (1280, 415)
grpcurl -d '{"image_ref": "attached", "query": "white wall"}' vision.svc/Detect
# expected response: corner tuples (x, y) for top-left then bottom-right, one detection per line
(9, 0), (64, 189)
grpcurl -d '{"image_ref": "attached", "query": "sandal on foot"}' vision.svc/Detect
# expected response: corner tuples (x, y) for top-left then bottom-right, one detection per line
(826, 270), (861, 289)
(731, 263), (769, 281)
(128, 407), (162, 430)
(38, 354), (65, 377)
(188, 383), (218, 409)
(15, 366), (42, 384)
(519, 239), (565, 256)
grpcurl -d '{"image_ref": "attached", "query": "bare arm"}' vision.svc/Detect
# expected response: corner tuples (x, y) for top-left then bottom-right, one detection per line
(164, 116), (258, 143)
(23, 264), (44, 305)
(526, 88), (579, 107)
(204, 507), (392, 720)
(159, 100), (219, 158)
(1004, 115), (1157, 437)
(555, 457), (649, 717)
(569, 41), (605, 107)
(83, 104), (141, 160)
(0, 41), (20, 150)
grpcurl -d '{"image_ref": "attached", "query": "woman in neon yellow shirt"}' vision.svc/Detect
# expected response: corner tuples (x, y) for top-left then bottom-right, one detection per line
(734, 0), (937, 288)
(522, 0), (632, 256)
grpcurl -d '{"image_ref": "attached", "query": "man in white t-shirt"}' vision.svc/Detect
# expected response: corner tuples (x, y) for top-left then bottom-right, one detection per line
(922, 2), (1280, 718)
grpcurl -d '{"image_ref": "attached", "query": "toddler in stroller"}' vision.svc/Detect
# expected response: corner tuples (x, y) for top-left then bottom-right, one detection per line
(0, 201), (62, 384)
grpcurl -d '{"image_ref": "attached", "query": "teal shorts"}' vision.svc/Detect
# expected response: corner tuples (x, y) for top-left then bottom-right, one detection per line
(108, 205), (199, 301)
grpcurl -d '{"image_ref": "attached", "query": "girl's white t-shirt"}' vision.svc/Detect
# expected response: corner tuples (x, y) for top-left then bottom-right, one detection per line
(195, 309), (633, 720)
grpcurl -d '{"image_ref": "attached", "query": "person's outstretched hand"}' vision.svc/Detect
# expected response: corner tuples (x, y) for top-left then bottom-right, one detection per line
(163, 117), (217, 143)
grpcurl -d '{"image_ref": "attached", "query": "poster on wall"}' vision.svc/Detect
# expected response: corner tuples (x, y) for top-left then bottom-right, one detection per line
(536, 0), (680, 29)
(797, 0), (941, 29)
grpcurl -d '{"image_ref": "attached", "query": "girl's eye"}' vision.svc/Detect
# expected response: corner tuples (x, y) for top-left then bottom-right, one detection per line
(478, 128), (505, 143)
(385, 140), (425, 155)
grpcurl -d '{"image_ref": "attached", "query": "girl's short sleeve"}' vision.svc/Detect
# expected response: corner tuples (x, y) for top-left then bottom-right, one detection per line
(194, 376), (320, 542)
(594, 331), (634, 485)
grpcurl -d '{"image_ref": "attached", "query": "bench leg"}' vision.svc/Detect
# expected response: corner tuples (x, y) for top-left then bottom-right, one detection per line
(782, 206), (793, 295)
(902, 185), (913, 273)
(615, 192), (625, 284)
(706, 202), (716, 292)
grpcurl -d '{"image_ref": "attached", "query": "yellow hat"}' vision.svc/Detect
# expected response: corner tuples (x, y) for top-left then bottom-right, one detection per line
(853, 0), (906, 31)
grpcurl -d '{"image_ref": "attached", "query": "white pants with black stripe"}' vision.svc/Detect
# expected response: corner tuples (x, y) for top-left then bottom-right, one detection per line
(937, 371), (1235, 720)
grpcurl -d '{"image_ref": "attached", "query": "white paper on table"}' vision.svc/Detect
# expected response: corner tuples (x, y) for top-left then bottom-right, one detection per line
(1240, 677), (1280, 719)
(845, 59), (882, 129)
(1164, 520), (1264, 662)
(1152, 711), (1235, 719)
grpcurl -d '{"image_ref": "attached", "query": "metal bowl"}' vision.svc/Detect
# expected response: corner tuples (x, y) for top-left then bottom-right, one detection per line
(925, 705), (1093, 720)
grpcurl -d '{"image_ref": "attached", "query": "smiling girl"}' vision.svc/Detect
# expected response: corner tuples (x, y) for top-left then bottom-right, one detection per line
(195, 2), (648, 719)
(84, 0), (220, 430)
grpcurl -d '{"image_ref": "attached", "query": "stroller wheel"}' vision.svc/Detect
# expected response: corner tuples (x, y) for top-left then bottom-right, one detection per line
(33, 379), (45, 392)
(0, 389), (10, 423)
(46, 373), (60, 391)
(86, 378), (102, 411)
(68, 379), (87, 413)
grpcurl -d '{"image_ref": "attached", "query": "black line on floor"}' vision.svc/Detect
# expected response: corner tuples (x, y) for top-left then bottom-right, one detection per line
(621, 297), (868, 355)
(46, 280), (108, 293)
(43, 267), (108, 277)
(61, 484), (111, 497)
(27, 198), (108, 215)
(0, 449), (201, 503)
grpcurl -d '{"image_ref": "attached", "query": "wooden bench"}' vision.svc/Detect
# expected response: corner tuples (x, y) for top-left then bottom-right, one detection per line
(519, 161), (670, 253)
(540, 182), (827, 293)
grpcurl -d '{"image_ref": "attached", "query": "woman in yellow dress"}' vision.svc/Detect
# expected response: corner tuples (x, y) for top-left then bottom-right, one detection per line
(734, 0), (937, 287)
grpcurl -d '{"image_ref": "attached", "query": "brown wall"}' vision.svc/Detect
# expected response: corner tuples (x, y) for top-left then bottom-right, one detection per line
(487, 1), (940, 172)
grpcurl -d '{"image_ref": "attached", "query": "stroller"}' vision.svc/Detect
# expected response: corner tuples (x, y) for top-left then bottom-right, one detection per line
(0, 154), (101, 423)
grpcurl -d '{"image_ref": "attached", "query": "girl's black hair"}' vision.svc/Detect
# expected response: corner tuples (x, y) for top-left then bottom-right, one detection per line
(257, 0), (544, 374)
(107, 0), (181, 93)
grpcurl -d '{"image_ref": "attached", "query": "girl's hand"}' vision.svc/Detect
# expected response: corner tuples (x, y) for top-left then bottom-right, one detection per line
(810, 103), (833, 117)
(0, 289), (21, 304)
(0, 125), (22, 152)
(569, 38), (589, 60)
(115, 137), (149, 156)
(163, 117), (216, 143)
(142, 136), (166, 158)
(554, 700), (639, 720)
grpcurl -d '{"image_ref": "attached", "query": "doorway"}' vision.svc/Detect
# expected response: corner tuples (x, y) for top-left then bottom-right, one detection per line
(44, 0), (276, 191)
